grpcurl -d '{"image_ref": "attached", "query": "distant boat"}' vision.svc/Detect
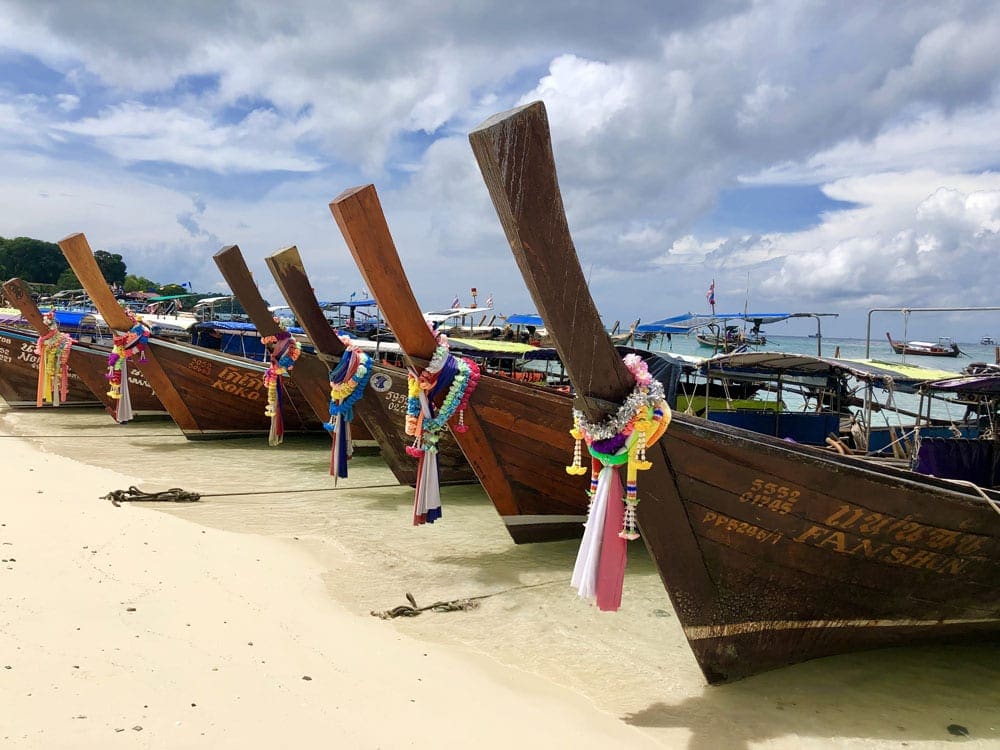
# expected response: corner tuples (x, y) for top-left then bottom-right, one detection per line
(886, 332), (960, 357)
(981, 336), (996, 346)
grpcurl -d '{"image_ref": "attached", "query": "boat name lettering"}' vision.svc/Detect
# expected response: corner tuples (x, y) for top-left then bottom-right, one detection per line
(211, 377), (262, 401)
(701, 511), (783, 545)
(187, 358), (213, 377)
(822, 503), (984, 554)
(212, 366), (263, 390)
(17, 342), (39, 366)
(0, 335), (12, 346)
(792, 525), (974, 575)
(738, 479), (800, 515)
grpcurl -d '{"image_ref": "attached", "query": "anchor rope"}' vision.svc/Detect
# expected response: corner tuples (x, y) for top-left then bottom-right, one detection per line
(100, 482), (401, 505)
(371, 579), (564, 620)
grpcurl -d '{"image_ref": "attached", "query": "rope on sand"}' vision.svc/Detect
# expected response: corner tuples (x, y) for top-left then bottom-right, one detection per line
(371, 579), (564, 620)
(100, 482), (401, 506)
(102, 486), (201, 506)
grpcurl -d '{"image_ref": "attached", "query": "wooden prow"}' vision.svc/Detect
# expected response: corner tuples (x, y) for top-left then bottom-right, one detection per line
(213, 244), (336, 426)
(2, 278), (49, 332)
(329, 185), (519, 516)
(264, 246), (347, 358)
(213, 245), (283, 338)
(264, 244), (427, 484)
(469, 100), (716, 612)
(57, 232), (199, 430)
(329, 187), (438, 359)
(468, 104), (633, 423)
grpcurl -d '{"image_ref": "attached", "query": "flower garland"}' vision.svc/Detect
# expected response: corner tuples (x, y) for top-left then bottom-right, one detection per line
(326, 337), (373, 480)
(567, 353), (671, 611)
(261, 321), (302, 446)
(34, 311), (72, 407)
(404, 332), (481, 525)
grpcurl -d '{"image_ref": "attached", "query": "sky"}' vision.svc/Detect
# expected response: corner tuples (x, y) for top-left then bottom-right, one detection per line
(2, 0), (1000, 340)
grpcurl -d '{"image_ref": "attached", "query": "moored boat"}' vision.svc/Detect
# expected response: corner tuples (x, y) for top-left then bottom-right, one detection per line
(0, 323), (102, 408)
(886, 332), (961, 357)
(58, 234), (324, 439)
(2, 278), (165, 419)
(212, 244), (374, 445)
(329, 184), (593, 543)
(470, 100), (1000, 683)
(264, 245), (473, 488)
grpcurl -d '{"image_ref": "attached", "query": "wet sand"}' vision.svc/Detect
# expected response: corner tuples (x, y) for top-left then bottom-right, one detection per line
(1, 403), (998, 748)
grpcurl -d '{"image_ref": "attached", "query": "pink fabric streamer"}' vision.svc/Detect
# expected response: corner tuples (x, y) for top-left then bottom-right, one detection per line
(595, 475), (627, 611)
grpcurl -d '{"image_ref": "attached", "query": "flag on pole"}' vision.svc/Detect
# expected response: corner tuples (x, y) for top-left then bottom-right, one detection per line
(485, 293), (494, 308)
(706, 279), (716, 307)
(451, 294), (460, 308)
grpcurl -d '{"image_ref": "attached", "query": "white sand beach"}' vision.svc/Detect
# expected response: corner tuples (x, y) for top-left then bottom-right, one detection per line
(2, 405), (999, 750)
(0, 432), (657, 748)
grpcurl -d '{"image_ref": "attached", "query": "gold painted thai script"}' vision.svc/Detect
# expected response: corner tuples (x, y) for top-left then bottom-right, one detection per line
(821, 503), (985, 555)
(211, 366), (263, 401)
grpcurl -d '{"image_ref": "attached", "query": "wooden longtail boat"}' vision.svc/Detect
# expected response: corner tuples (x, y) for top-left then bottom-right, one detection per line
(470, 100), (1000, 682)
(329, 185), (592, 543)
(2, 278), (166, 419)
(886, 332), (961, 357)
(0, 323), (101, 408)
(265, 245), (473, 488)
(212, 244), (372, 445)
(58, 233), (323, 439)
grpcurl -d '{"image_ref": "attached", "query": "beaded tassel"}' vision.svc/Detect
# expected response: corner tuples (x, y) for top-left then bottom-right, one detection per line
(566, 419), (588, 475)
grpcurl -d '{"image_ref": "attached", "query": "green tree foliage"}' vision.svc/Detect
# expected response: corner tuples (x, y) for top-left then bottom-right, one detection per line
(56, 267), (82, 291)
(0, 236), (69, 284)
(124, 274), (158, 293)
(94, 250), (127, 285)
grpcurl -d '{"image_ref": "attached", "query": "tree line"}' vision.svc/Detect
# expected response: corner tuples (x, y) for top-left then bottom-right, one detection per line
(0, 236), (178, 295)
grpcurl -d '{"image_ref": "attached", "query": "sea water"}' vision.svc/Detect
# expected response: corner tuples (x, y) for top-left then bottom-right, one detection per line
(2, 336), (999, 749)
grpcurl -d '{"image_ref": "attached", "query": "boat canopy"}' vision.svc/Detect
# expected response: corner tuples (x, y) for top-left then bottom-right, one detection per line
(448, 336), (558, 360)
(702, 351), (961, 392)
(319, 299), (378, 309)
(921, 375), (1000, 396)
(424, 306), (493, 323)
(145, 293), (200, 302)
(504, 313), (544, 327)
(637, 312), (828, 334)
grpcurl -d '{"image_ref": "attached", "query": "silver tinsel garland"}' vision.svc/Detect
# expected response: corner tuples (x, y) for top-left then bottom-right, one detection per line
(573, 380), (666, 441)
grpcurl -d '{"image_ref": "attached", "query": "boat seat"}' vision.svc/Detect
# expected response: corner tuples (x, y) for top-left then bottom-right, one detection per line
(913, 437), (1000, 487)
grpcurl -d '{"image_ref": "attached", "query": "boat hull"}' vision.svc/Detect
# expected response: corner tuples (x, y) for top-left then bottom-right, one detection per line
(643, 414), (1000, 682)
(0, 326), (101, 408)
(143, 338), (325, 439)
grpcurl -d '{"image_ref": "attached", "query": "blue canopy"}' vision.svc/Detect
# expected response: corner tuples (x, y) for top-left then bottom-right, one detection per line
(505, 313), (544, 327)
(637, 312), (797, 334)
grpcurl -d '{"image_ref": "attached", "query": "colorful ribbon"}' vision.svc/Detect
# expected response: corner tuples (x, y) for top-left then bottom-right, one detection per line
(567, 353), (671, 611)
(326, 338), (373, 481)
(404, 333), (481, 525)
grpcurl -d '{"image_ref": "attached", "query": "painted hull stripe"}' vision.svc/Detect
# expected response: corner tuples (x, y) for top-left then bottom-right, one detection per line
(502, 514), (586, 526)
(684, 616), (1000, 640)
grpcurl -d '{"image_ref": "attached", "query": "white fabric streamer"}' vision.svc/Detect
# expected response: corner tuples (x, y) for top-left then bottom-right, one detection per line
(570, 466), (613, 601)
(116, 357), (134, 423)
(413, 388), (442, 522)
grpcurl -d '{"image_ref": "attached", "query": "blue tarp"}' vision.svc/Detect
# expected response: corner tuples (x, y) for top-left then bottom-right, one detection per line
(505, 314), (544, 327)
